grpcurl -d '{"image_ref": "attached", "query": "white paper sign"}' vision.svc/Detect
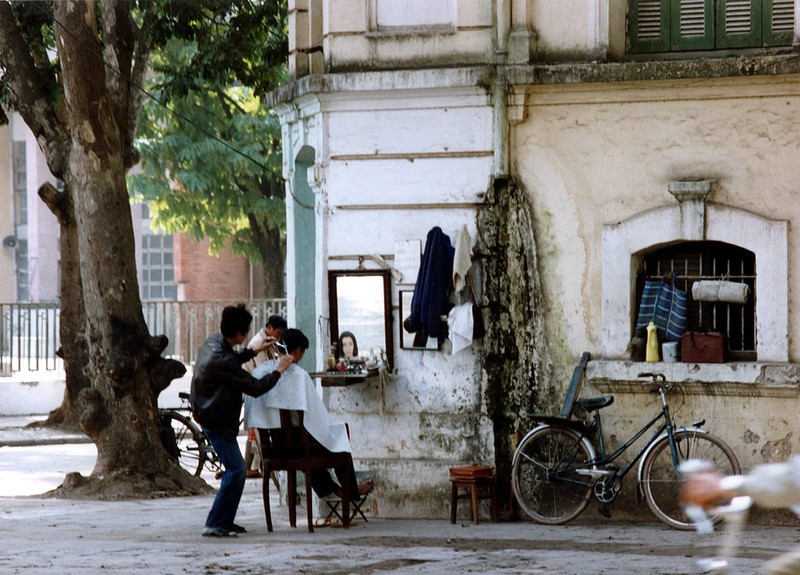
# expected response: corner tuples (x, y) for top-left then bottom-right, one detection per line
(394, 240), (421, 284)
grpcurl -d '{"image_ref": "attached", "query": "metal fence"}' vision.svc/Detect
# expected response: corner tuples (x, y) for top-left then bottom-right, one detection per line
(0, 299), (287, 377)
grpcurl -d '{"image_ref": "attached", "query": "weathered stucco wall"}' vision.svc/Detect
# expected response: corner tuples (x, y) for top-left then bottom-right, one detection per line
(515, 74), (800, 360)
(322, 0), (494, 71)
(276, 73), (498, 518)
(513, 74), (800, 476)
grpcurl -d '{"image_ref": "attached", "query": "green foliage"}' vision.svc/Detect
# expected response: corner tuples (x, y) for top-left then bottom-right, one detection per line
(129, 6), (288, 263)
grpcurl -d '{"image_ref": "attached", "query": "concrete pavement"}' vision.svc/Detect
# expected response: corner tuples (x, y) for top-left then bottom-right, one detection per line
(0, 416), (796, 574)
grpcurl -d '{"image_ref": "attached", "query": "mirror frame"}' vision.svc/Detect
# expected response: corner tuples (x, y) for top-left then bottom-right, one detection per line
(328, 270), (394, 369)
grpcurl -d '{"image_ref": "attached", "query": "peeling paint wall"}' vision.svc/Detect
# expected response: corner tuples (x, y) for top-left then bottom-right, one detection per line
(277, 1), (800, 521)
(513, 74), (800, 479)
(275, 76), (497, 518)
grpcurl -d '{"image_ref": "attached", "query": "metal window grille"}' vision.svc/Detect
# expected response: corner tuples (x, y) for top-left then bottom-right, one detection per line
(638, 241), (756, 360)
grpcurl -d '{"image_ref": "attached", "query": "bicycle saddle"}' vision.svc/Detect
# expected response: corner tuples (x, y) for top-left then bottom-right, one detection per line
(577, 395), (614, 412)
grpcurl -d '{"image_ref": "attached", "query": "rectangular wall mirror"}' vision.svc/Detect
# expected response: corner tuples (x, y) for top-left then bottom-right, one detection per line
(328, 270), (394, 369)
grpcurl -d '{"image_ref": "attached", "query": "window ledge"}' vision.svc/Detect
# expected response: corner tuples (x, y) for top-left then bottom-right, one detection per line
(588, 359), (800, 398)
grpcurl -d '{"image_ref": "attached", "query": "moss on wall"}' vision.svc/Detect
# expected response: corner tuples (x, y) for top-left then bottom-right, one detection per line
(478, 177), (556, 512)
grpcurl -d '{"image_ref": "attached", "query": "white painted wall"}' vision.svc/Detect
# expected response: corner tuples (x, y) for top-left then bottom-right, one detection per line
(277, 71), (496, 517)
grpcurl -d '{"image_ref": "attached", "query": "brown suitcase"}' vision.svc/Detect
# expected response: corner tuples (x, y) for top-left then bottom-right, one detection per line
(680, 331), (727, 363)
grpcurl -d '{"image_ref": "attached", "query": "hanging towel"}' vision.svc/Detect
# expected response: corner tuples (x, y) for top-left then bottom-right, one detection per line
(452, 225), (473, 294)
(448, 302), (475, 354)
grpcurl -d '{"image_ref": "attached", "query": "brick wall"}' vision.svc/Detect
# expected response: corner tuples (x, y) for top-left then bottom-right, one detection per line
(174, 233), (251, 301)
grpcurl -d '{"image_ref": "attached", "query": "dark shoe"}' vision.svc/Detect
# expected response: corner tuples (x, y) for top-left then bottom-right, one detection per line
(202, 526), (236, 537)
(229, 523), (247, 534)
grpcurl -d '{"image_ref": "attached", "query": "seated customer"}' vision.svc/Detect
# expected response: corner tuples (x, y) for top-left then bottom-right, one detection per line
(243, 328), (373, 501)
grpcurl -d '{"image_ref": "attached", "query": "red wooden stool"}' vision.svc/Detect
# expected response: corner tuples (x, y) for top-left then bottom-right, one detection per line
(449, 465), (498, 524)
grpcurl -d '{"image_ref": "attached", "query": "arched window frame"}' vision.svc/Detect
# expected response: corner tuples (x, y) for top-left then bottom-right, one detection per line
(602, 195), (787, 362)
(638, 241), (756, 360)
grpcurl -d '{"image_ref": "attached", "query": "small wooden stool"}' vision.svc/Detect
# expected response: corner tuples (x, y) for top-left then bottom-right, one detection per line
(449, 465), (498, 524)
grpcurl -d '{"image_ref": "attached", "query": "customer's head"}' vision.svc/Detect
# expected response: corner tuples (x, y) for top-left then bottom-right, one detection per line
(279, 328), (310, 360)
(220, 304), (253, 340)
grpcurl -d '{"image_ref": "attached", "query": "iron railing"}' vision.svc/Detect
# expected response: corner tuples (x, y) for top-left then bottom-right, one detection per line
(0, 299), (287, 377)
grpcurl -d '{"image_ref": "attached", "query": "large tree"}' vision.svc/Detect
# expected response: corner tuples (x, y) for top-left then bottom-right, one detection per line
(0, 0), (287, 497)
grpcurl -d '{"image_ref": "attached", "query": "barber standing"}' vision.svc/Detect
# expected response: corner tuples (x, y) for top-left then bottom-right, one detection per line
(190, 304), (293, 537)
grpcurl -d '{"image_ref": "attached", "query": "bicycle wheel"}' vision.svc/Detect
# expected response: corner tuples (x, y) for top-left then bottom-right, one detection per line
(161, 411), (207, 477)
(641, 429), (740, 530)
(512, 425), (594, 524)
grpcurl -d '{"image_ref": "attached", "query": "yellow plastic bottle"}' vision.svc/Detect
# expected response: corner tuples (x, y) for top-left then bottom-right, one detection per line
(645, 321), (660, 362)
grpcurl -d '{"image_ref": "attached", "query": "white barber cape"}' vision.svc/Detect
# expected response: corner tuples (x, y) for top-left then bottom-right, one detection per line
(243, 360), (351, 454)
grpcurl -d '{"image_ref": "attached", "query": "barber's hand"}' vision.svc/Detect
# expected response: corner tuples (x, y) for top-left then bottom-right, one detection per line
(680, 471), (735, 510)
(275, 354), (294, 373)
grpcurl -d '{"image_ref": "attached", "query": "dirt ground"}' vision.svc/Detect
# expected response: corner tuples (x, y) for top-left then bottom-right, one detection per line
(1, 421), (799, 574)
(2, 477), (800, 575)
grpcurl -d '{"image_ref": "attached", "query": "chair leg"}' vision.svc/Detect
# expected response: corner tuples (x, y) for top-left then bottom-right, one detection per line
(470, 484), (480, 525)
(342, 463), (351, 529)
(262, 468), (273, 532)
(450, 482), (458, 524)
(305, 468), (315, 533)
(288, 470), (297, 528)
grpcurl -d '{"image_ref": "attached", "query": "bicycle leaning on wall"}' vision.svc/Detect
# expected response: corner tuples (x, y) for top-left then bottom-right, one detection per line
(511, 354), (740, 530)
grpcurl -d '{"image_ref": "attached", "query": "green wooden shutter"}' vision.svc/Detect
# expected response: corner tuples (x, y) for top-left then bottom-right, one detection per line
(671, 0), (714, 50)
(763, 0), (794, 46)
(629, 0), (670, 53)
(717, 0), (760, 48)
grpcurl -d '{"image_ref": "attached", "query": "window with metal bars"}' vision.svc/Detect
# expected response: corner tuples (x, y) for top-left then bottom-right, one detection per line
(629, 0), (794, 54)
(637, 241), (756, 360)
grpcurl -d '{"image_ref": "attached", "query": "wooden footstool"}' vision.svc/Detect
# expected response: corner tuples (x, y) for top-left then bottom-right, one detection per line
(449, 465), (498, 524)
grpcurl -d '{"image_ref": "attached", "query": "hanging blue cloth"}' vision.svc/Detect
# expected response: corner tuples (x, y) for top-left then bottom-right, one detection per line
(404, 227), (454, 346)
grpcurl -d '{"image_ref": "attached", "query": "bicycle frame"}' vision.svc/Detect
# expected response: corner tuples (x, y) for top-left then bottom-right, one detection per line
(583, 405), (670, 481)
(562, 384), (685, 483)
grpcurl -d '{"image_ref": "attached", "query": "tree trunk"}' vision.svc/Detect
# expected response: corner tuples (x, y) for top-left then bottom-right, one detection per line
(53, 1), (203, 496)
(37, 183), (89, 431)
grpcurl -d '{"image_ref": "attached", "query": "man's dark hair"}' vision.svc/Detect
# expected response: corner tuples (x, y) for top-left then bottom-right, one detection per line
(220, 304), (253, 339)
(280, 328), (309, 354)
(266, 314), (288, 330)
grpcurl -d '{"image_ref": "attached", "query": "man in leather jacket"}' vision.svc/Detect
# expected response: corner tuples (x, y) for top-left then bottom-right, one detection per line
(191, 304), (293, 537)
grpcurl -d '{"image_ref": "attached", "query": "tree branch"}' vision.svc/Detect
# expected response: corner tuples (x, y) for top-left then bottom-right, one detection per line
(100, 1), (134, 150)
(0, 2), (69, 177)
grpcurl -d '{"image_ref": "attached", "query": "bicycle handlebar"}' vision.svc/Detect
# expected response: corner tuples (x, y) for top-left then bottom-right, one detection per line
(637, 372), (671, 393)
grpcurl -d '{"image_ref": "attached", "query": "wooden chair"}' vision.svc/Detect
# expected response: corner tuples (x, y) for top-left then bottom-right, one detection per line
(257, 410), (353, 532)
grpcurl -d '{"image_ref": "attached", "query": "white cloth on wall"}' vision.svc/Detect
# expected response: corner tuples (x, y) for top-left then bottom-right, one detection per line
(243, 360), (351, 453)
(448, 302), (475, 354)
(452, 225), (473, 294)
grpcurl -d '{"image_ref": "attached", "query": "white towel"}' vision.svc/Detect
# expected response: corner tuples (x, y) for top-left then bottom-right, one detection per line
(452, 225), (473, 294)
(244, 361), (351, 453)
(448, 302), (475, 354)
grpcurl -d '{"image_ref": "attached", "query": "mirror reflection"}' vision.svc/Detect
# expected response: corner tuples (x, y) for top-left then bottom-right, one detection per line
(328, 270), (394, 369)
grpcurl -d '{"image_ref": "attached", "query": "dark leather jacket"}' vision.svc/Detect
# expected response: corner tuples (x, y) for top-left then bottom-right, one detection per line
(190, 333), (281, 439)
